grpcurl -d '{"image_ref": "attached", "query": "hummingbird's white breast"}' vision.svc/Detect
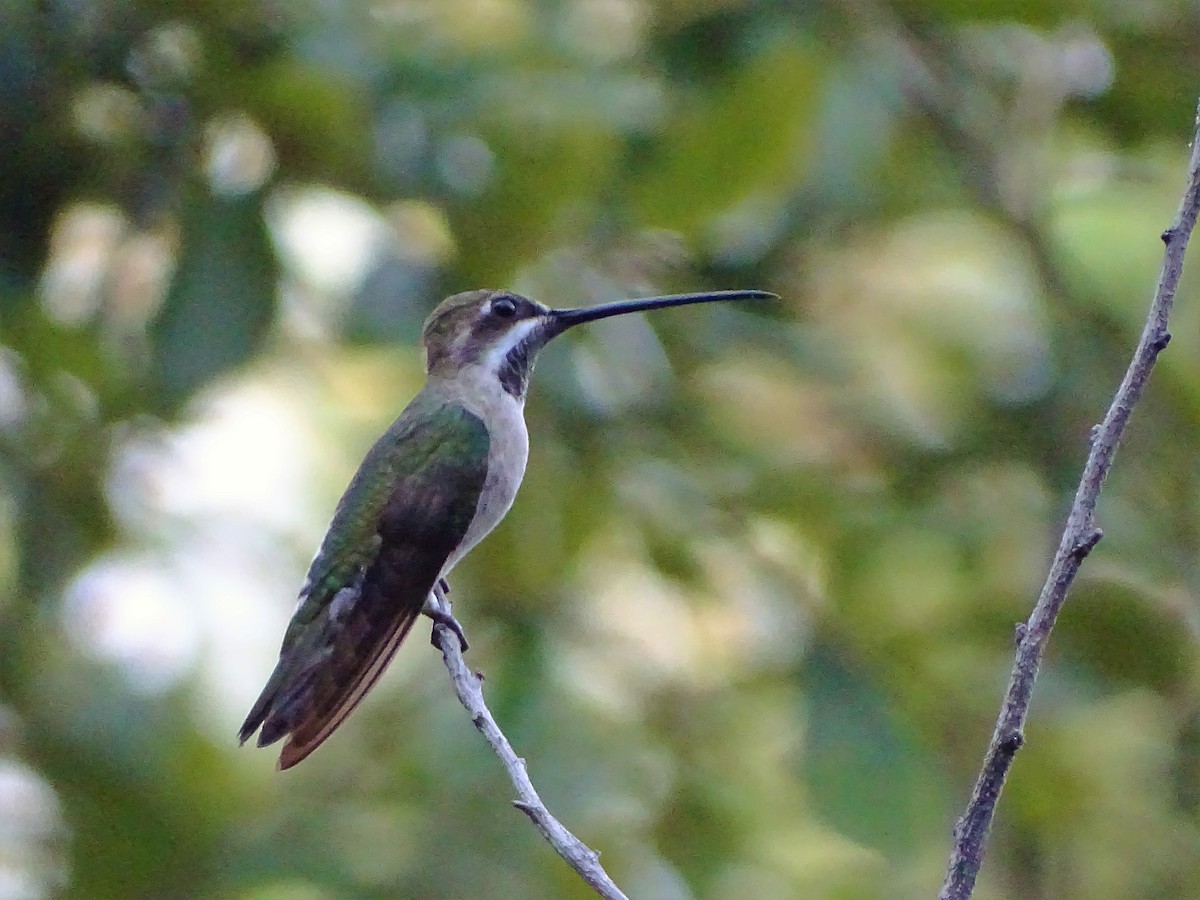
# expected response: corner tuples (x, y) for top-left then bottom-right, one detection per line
(436, 363), (530, 576)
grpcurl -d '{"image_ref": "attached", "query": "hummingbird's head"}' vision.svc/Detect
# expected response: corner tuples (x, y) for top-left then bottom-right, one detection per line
(421, 290), (552, 399)
(422, 287), (777, 400)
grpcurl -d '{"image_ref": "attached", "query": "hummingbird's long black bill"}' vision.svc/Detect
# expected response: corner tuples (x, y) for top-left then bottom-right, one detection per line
(548, 289), (777, 332)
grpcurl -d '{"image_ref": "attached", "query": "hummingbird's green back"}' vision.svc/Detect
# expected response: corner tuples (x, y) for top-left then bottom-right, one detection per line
(239, 387), (490, 767)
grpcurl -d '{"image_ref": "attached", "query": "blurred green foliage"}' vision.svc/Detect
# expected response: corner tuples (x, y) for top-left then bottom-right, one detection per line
(2, 1), (1200, 898)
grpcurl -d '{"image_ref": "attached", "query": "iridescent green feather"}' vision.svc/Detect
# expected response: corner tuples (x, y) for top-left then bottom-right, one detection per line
(283, 391), (487, 648)
(238, 389), (490, 763)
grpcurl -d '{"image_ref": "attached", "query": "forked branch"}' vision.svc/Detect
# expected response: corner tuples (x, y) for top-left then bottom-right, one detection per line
(939, 100), (1200, 899)
(428, 593), (630, 900)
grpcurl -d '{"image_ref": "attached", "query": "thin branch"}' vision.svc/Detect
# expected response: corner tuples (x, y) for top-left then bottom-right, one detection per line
(939, 101), (1200, 900)
(427, 593), (631, 900)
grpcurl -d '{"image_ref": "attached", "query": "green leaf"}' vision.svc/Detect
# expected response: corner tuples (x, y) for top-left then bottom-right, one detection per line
(152, 189), (277, 413)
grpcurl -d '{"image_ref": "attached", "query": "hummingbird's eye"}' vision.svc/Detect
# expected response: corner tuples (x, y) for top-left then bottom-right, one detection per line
(491, 297), (517, 318)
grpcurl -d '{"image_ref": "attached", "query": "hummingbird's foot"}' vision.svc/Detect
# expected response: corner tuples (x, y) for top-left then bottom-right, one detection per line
(428, 607), (469, 652)
(423, 593), (469, 652)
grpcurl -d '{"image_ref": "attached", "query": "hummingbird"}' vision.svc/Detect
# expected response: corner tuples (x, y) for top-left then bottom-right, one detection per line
(239, 287), (774, 768)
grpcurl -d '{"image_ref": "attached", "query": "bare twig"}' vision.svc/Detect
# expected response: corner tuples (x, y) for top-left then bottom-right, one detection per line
(427, 593), (631, 900)
(939, 101), (1200, 900)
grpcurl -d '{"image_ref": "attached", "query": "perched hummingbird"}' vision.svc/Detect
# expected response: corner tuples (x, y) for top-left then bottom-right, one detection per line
(239, 287), (774, 768)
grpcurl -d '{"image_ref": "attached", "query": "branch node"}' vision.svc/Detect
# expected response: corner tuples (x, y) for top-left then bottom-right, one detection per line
(1013, 621), (1028, 648)
(1072, 528), (1103, 558)
(1152, 331), (1172, 353)
(998, 730), (1024, 756)
(1162, 226), (1177, 244)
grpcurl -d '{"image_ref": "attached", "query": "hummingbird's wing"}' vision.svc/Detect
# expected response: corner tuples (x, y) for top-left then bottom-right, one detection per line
(238, 396), (490, 768)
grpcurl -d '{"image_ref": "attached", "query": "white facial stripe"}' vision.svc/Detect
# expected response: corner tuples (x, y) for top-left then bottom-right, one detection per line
(482, 317), (539, 373)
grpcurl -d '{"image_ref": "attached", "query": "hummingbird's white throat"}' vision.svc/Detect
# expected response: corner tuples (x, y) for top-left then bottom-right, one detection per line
(482, 317), (541, 377)
(484, 319), (547, 400)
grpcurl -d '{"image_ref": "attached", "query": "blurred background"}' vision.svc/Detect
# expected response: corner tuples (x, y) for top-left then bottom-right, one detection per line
(3, 1), (1200, 898)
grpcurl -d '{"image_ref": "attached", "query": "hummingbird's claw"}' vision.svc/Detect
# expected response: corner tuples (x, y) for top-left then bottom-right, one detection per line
(427, 606), (469, 652)
(424, 584), (469, 651)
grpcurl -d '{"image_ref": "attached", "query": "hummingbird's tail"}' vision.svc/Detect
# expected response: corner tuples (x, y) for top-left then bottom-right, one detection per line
(239, 598), (424, 769)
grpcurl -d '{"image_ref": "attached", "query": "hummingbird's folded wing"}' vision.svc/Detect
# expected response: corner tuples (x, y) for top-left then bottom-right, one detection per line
(238, 397), (490, 768)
